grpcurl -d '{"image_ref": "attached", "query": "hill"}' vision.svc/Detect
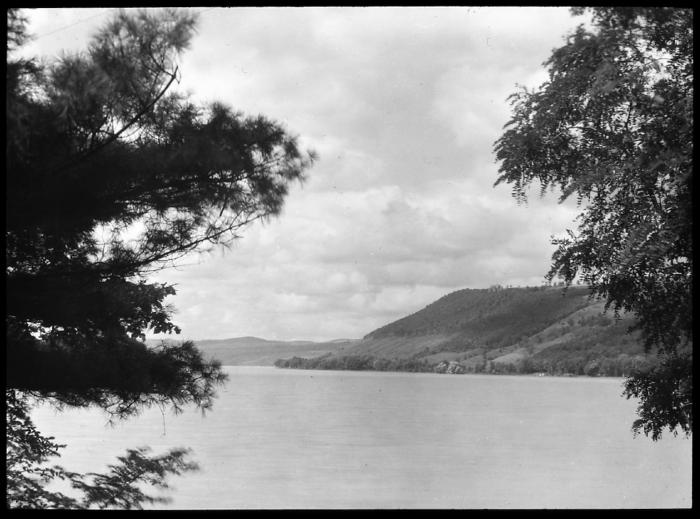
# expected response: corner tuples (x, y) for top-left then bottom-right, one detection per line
(147, 336), (356, 366)
(275, 285), (651, 377)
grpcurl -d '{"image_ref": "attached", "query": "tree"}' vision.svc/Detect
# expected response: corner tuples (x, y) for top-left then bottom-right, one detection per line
(493, 7), (692, 439)
(6, 8), (315, 507)
(7, 390), (199, 509)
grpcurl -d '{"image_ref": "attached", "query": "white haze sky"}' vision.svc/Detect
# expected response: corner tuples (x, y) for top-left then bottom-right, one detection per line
(19, 7), (589, 342)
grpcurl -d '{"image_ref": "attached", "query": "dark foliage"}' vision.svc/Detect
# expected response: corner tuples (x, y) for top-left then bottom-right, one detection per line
(6, 390), (199, 509)
(7, 330), (227, 419)
(493, 7), (692, 439)
(6, 8), (314, 507)
(7, 5), (312, 414)
(623, 348), (693, 440)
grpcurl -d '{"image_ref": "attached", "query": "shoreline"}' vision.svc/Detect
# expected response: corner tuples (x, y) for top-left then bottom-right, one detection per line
(223, 364), (628, 380)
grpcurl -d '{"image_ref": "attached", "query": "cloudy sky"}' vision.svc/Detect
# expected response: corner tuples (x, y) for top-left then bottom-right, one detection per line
(19, 7), (589, 342)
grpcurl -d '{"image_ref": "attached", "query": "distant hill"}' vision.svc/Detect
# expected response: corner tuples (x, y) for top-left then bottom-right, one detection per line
(146, 336), (357, 366)
(276, 285), (651, 377)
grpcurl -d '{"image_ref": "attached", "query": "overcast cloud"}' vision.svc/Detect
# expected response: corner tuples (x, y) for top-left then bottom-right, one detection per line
(20, 7), (587, 341)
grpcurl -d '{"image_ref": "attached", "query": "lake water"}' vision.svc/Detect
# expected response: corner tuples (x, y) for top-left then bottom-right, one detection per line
(30, 366), (692, 509)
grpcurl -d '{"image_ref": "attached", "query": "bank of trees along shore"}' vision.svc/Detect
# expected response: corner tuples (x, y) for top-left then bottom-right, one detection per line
(275, 352), (651, 378)
(276, 282), (655, 384)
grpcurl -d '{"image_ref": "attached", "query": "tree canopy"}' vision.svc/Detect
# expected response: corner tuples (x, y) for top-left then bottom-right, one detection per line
(494, 7), (692, 440)
(6, 8), (315, 507)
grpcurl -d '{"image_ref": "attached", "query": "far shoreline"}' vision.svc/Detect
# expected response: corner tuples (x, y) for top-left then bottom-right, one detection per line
(221, 364), (628, 381)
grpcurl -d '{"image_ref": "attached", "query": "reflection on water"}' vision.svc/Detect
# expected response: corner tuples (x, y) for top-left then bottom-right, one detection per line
(30, 367), (692, 509)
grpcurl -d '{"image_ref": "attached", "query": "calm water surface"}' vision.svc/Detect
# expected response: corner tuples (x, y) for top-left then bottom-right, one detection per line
(31, 366), (692, 509)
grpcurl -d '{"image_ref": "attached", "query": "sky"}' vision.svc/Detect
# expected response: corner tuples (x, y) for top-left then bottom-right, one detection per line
(18, 7), (589, 342)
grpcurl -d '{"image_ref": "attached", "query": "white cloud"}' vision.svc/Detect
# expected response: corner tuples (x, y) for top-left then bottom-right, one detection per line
(20, 7), (587, 341)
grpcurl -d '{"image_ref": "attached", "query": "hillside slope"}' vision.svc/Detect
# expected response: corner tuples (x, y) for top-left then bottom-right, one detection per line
(366, 285), (592, 345)
(276, 286), (650, 376)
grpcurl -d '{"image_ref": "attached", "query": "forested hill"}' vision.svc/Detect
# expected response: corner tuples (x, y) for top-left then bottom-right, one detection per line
(276, 285), (651, 377)
(365, 285), (592, 346)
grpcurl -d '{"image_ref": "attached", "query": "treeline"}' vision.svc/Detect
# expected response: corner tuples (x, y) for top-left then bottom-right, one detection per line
(274, 352), (652, 378)
(484, 353), (651, 377)
(274, 354), (434, 373)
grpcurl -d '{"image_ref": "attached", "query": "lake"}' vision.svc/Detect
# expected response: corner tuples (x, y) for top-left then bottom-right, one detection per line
(30, 366), (692, 509)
